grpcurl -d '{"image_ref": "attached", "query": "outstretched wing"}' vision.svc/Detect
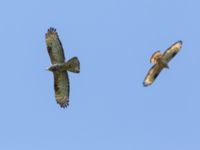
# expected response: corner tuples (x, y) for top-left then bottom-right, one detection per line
(45, 27), (65, 64)
(53, 72), (69, 108)
(143, 64), (164, 86)
(45, 27), (69, 108)
(162, 41), (182, 63)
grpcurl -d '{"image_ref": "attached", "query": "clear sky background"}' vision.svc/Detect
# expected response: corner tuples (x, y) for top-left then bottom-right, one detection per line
(0, 0), (199, 149)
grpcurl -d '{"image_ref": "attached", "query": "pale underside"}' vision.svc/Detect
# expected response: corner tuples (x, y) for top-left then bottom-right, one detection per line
(143, 41), (182, 86)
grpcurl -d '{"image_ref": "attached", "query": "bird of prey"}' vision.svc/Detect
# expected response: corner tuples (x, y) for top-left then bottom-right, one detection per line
(143, 40), (182, 87)
(45, 27), (80, 108)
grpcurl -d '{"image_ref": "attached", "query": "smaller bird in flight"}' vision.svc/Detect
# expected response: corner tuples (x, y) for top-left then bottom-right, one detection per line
(143, 40), (182, 87)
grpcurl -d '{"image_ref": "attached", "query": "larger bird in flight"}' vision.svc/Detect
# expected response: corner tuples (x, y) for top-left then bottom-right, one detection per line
(143, 40), (182, 86)
(45, 27), (80, 108)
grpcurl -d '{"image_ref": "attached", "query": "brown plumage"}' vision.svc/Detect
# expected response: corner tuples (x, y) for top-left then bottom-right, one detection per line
(143, 41), (182, 86)
(45, 27), (80, 108)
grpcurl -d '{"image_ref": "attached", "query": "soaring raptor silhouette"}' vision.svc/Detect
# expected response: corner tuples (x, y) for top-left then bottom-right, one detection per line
(45, 27), (80, 108)
(143, 41), (182, 86)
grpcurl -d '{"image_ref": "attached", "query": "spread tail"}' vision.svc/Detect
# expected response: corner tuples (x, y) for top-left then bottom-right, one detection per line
(65, 57), (80, 73)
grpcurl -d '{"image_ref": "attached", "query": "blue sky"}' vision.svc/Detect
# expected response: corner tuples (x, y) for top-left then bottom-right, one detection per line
(0, 0), (200, 149)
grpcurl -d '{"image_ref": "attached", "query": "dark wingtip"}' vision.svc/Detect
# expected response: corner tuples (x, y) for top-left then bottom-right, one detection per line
(143, 80), (152, 87)
(177, 40), (183, 45)
(45, 27), (57, 38)
(143, 82), (148, 87)
(60, 105), (68, 108)
(59, 102), (69, 108)
(57, 99), (69, 109)
(48, 27), (56, 32)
